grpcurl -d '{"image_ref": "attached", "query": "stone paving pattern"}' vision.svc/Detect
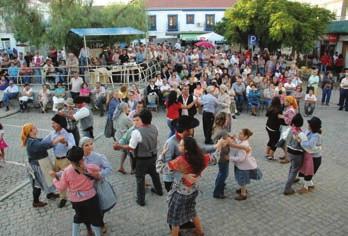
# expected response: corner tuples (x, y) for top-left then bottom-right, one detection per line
(0, 90), (347, 236)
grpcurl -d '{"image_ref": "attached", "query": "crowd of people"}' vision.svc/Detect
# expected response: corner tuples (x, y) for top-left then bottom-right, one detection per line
(1, 42), (345, 236)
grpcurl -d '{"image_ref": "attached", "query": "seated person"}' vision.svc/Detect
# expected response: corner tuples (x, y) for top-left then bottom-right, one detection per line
(38, 84), (51, 113)
(52, 82), (66, 112)
(43, 58), (56, 84)
(146, 79), (160, 105)
(91, 82), (106, 116)
(79, 82), (91, 97)
(19, 83), (34, 112)
(2, 80), (19, 111)
(304, 89), (317, 117)
(247, 84), (261, 116)
(118, 85), (128, 102)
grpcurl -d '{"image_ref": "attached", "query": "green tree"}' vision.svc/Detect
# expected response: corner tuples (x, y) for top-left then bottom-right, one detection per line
(224, 0), (334, 53)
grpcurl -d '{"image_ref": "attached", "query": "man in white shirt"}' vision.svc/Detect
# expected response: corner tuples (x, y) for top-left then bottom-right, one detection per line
(70, 72), (84, 100)
(92, 82), (106, 116)
(2, 80), (19, 111)
(304, 89), (317, 116)
(338, 71), (348, 111)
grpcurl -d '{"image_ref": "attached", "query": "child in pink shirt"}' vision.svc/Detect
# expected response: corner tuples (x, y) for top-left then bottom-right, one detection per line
(51, 146), (102, 236)
(79, 82), (91, 97)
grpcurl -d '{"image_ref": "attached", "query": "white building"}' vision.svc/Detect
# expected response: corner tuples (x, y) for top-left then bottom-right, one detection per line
(145, 0), (236, 42)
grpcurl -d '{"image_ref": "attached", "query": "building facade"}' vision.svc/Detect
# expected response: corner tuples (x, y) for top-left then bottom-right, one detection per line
(145, 0), (236, 42)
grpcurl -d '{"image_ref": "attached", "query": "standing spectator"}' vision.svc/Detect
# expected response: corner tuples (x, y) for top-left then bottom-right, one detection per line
(304, 89), (317, 117)
(32, 51), (44, 84)
(200, 86), (219, 144)
(70, 72), (84, 100)
(293, 85), (304, 112)
(247, 84), (261, 116)
(338, 71), (348, 111)
(320, 52), (330, 73)
(321, 71), (333, 105)
(66, 52), (79, 74)
(7, 62), (19, 81)
(43, 58), (57, 84)
(64, 98), (80, 146)
(217, 84), (232, 131)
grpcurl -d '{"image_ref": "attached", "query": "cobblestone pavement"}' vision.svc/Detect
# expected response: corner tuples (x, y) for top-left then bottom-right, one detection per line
(0, 90), (347, 236)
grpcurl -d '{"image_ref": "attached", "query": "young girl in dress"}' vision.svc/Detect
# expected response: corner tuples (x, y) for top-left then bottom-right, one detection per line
(0, 123), (8, 165)
(227, 128), (262, 201)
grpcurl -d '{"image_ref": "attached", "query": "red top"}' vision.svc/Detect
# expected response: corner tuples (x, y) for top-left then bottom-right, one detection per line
(166, 102), (182, 120)
(168, 154), (210, 187)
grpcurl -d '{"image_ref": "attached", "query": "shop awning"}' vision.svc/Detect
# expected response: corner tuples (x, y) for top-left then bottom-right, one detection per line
(326, 20), (348, 33)
(69, 27), (144, 37)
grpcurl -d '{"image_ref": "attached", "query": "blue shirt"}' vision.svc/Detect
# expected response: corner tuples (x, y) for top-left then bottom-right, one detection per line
(201, 93), (218, 113)
(44, 128), (75, 158)
(84, 152), (112, 178)
(107, 98), (119, 120)
(300, 131), (322, 158)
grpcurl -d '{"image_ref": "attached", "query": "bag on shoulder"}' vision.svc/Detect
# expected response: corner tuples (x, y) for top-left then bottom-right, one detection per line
(104, 118), (115, 138)
(95, 179), (117, 212)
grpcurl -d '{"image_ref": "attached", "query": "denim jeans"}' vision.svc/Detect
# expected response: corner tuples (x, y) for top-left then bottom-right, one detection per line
(235, 95), (244, 112)
(213, 162), (229, 197)
(167, 119), (176, 138)
(321, 88), (332, 105)
(2, 92), (18, 107)
(284, 153), (303, 192)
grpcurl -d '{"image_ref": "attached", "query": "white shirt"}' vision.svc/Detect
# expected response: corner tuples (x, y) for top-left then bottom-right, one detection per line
(4, 85), (19, 93)
(93, 86), (106, 98)
(73, 107), (90, 121)
(340, 78), (348, 89)
(70, 77), (84, 93)
(305, 94), (317, 102)
(129, 129), (142, 149)
(160, 84), (171, 92)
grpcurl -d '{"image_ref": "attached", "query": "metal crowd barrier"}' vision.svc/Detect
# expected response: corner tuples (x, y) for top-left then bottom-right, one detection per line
(4, 60), (162, 89)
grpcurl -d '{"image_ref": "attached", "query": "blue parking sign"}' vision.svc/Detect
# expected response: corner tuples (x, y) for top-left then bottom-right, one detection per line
(248, 35), (258, 46)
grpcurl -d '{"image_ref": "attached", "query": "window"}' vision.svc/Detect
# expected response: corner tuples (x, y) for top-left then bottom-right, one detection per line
(168, 15), (178, 31)
(186, 14), (194, 24)
(148, 15), (156, 31)
(205, 14), (215, 31)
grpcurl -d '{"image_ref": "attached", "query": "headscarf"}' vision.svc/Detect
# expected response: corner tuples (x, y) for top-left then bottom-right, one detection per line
(285, 96), (298, 110)
(21, 123), (34, 147)
(79, 136), (93, 148)
(113, 102), (128, 121)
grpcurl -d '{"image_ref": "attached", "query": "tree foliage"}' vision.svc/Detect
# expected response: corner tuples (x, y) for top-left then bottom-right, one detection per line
(0, 0), (147, 48)
(223, 0), (334, 53)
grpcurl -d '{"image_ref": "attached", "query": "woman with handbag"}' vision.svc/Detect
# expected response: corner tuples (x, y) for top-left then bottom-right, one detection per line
(79, 137), (114, 234)
(50, 146), (103, 236)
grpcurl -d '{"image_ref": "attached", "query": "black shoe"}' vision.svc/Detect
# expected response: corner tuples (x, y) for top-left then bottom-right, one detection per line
(283, 189), (295, 196)
(180, 221), (195, 229)
(5, 106), (9, 111)
(33, 201), (47, 208)
(236, 112), (240, 116)
(136, 200), (145, 206)
(232, 115), (237, 119)
(46, 193), (59, 200)
(293, 178), (300, 183)
(151, 188), (163, 196)
(58, 199), (67, 208)
(213, 195), (226, 199)
(339, 107), (343, 111)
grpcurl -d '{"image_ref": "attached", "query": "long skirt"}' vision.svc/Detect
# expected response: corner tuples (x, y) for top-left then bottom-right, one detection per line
(167, 190), (198, 226)
(29, 161), (55, 193)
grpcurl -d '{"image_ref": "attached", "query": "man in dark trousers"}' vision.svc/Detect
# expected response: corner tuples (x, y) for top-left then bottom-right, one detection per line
(177, 84), (197, 117)
(113, 109), (163, 206)
(200, 86), (219, 144)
